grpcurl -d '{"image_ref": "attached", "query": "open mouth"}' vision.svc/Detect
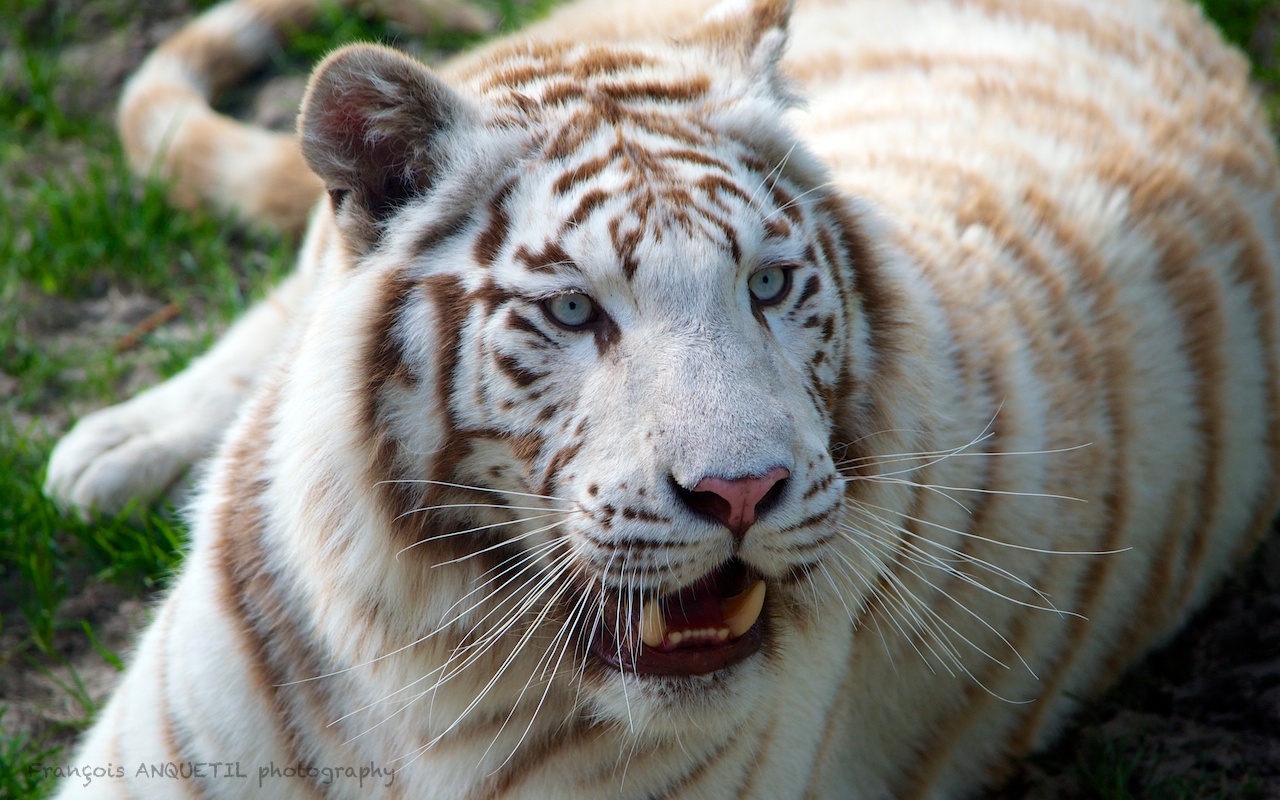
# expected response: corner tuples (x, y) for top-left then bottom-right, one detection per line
(590, 558), (766, 676)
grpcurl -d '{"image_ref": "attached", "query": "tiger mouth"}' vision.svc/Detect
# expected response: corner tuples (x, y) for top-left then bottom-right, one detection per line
(589, 558), (766, 676)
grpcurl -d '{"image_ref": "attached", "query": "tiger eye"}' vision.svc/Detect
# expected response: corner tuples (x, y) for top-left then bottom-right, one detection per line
(749, 266), (791, 305)
(545, 292), (596, 328)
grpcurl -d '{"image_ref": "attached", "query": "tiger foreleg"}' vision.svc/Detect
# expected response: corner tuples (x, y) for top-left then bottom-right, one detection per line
(44, 262), (314, 517)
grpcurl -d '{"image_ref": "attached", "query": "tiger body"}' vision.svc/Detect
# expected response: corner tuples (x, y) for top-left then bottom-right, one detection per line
(44, 0), (1280, 797)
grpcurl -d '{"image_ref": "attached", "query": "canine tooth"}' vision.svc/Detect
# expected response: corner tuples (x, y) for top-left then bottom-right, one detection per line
(640, 600), (667, 648)
(721, 580), (766, 638)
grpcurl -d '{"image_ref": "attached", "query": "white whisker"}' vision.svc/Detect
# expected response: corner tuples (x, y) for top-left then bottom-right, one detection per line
(848, 498), (1128, 556)
(847, 474), (1086, 504)
(395, 512), (566, 559)
(761, 181), (835, 220)
(396, 502), (586, 520)
(375, 478), (574, 503)
(431, 519), (572, 568)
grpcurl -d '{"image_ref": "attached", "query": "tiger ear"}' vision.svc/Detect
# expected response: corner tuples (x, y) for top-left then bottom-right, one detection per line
(680, 0), (793, 91)
(300, 44), (477, 248)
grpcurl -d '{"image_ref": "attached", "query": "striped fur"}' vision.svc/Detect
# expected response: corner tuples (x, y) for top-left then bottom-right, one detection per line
(45, 0), (1280, 797)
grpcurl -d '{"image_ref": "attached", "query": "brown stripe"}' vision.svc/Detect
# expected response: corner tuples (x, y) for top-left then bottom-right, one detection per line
(553, 155), (613, 195)
(156, 604), (209, 800)
(1229, 218), (1280, 564)
(954, 180), (1091, 371)
(898, 592), (1041, 799)
(371, 329), (512, 572)
(543, 111), (605, 161)
(1090, 159), (1231, 614)
(505, 310), (558, 347)
(494, 351), (548, 388)
(665, 148), (733, 172)
(593, 76), (710, 104)
(954, 0), (1194, 92)
(539, 80), (587, 105)
(479, 61), (560, 93)
(609, 216), (644, 280)
(1088, 485), (1195, 694)
(106, 700), (131, 797)
(999, 185), (1133, 756)
(1157, 234), (1227, 607)
(379, 274), (478, 555)
(413, 213), (469, 259)
(362, 270), (418, 428)
(778, 506), (838, 538)
(361, 270), (422, 552)
(481, 719), (607, 799)
(802, 472), (835, 501)
(900, 383), (1003, 726)
(1071, 231), (1230, 692)
(618, 106), (713, 147)
(763, 215), (792, 240)
(699, 209), (743, 264)
(469, 279), (516, 313)
(474, 178), (517, 266)
(812, 194), (885, 378)
(766, 180), (804, 225)
(793, 274), (823, 309)
(803, 664), (852, 800)
(568, 47), (657, 78)
(212, 390), (333, 799)
(540, 441), (584, 497)
(696, 173), (752, 213)
(846, 477), (930, 653)
(650, 723), (750, 800)
(728, 711), (777, 799)
(514, 241), (574, 272)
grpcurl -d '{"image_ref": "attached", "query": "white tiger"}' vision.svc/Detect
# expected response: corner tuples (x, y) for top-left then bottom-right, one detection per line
(44, 0), (1280, 797)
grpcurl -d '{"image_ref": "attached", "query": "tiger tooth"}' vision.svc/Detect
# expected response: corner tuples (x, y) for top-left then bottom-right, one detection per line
(640, 600), (667, 648)
(720, 580), (766, 638)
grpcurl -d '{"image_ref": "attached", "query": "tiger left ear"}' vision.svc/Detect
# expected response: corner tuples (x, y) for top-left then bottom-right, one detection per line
(680, 0), (793, 91)
(299, 44), (478, 251)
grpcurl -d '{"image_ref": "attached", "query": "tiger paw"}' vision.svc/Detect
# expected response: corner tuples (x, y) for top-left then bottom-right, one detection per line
(44, 396), (203, 518)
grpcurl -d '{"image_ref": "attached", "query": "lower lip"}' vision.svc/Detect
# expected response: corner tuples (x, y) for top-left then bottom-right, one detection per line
(589, 622), (764, 676)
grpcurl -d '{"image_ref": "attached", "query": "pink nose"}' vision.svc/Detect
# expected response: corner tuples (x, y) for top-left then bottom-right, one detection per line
(685, 467), (790, 539)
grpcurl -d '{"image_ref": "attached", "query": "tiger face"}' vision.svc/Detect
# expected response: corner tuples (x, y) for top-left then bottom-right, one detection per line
(297, 1), (866, 731)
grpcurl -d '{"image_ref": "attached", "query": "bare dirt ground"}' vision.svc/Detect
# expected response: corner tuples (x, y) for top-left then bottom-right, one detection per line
(4, 1), (1280, 798)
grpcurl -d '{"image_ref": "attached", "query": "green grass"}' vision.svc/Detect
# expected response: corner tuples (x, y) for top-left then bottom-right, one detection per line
(1070, 733), (1260, 800)
(0, 1), (1275, 799)
(0, 706), (61, 800)
(1196, 0), (1274, 51)
(1196, 0), (1280, 119)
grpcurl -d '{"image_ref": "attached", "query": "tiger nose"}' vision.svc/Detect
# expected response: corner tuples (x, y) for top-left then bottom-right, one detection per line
(677, 467), (790, 539)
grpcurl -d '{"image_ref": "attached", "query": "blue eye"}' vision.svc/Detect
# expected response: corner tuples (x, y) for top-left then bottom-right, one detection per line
(544, 292), (596, 328)
(749, 266), (790, 305)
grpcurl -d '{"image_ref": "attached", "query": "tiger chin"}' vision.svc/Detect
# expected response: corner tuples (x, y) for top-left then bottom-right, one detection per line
(43, 0), (1280, 797)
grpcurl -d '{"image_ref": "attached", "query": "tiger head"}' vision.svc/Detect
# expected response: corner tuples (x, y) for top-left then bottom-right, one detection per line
(286, 0), (913, 736)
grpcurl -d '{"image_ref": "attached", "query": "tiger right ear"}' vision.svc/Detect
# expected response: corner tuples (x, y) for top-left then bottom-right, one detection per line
(680, 0), (794, 96)
(299, 44), (478, 248)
